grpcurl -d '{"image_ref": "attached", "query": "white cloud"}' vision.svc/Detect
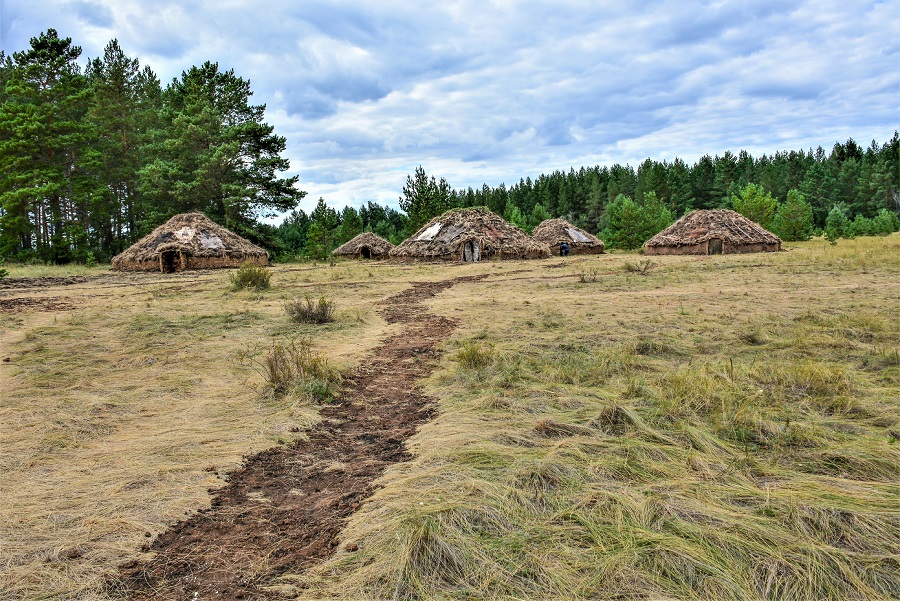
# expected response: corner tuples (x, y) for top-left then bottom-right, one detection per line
(1, 0), (896, 215)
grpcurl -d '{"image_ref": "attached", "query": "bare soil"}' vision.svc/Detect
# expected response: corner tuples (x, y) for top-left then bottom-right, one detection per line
(115, 275), (484, 600)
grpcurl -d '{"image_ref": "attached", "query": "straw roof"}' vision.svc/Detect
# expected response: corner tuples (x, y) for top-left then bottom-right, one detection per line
(644, 210), (781, 249)
(112, 212), (268, 271)
(390, 207), (550, 260)
(532, 218), (605, 253)
(332, 232), (395, 258)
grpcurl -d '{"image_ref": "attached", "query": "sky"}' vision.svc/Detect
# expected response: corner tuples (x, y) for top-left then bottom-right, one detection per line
(1, 0), (897, 215)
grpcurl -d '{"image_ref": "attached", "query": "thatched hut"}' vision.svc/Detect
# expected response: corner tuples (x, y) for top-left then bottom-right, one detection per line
(643, 209), (781, 256)
(112, 212), (268, 272)
(390, 207), (551, 261)
(332, 232), (395, 259)
(532, 218), (605, 255)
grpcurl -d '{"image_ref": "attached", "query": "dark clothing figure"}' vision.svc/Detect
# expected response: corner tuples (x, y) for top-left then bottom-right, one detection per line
(560, 242), (570, 256)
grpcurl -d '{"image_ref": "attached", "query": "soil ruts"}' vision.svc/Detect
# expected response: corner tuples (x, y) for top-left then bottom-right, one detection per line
(117, 275), (483, 600)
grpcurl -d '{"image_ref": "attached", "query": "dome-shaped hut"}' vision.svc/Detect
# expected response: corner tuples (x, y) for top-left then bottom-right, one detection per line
(532, 218), (605, 255)
(390, 207), (550, 262)
(332, 232), (395, 259)
(112, 212), (268, 272)
(643, 210), (781, 255)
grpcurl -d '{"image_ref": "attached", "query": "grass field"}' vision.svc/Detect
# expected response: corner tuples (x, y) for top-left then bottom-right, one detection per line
(1, 236), (898, 600)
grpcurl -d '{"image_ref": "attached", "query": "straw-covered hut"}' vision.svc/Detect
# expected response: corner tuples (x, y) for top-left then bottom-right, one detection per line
(532, 218), (605, 255)
(643, 209), (781, 255)
(332, 232), (395, 259)
(390, 207), (551, 261)
(112, 212), (268, 272)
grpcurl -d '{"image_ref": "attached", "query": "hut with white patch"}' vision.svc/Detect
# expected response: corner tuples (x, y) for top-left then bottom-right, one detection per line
(390, 207), (550, 262)
(111, 212), (268, 272)
(531, 218), (605, 255)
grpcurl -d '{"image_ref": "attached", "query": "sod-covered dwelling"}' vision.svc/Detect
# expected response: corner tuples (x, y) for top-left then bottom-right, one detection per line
(332, 232), (395, 259)
(111, 212), (269, 272)
(532, 218), (605, 255)
(390, 207), (551, 262)
(643, 209), (781, 256)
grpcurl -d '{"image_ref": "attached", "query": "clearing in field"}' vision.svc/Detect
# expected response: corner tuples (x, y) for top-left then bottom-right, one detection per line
(1, 236), (898, 600)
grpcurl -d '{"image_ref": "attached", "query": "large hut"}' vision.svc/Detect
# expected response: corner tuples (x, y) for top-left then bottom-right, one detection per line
(112, 212), (268, 272)
(532, 218), (605, 255)
(390, 207), (551, 261)
(332, 232), (395, 259)
(643, 209), (781, 256)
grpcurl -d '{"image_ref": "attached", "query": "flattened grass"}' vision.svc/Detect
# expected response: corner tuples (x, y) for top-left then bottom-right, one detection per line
(286, 236), (900, 600)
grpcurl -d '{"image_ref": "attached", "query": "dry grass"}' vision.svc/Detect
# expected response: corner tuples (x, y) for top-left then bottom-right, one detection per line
(0, 261), (420, 600)
(278, 235), (900, 600)
(2, 235), (899, 600)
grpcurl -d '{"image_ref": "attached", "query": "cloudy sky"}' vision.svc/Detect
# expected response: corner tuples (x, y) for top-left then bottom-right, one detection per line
(1, 0), (897, 214)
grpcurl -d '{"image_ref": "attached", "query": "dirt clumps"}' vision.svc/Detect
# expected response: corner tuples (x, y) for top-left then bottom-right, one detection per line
(116, 275), (483, 600)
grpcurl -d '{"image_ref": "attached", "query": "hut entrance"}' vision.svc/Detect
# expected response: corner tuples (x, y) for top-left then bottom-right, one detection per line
(463, 240), (480, 262)
(360, 247), (371, 259)
(160, 251), (181, 273)
(708, 238), (723, 255)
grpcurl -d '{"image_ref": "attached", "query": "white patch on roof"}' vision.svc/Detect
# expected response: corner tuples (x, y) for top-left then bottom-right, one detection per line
(415, 222), (443, 241)
(200, 232), (224, 250)
(175, 227), (195, 242)
(566, 227), (591, 243)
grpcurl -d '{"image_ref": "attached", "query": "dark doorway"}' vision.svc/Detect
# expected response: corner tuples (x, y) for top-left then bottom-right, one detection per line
(160, 251), (180, 273)
(708, 238), (723, 255)
(463, 240), (480, 262)
(361, 247), (371, 259)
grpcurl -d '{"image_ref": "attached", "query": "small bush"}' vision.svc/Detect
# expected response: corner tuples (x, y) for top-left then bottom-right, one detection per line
(84, 251), (97, 267)
(454, 342), (494, 371)
(0, 259), (7, 280)
(578, 268), (599, 283)
(622, 259), (657, 275)
(285, 295), (336, 324)
(256, 337), (341, 401)
(230, 263), (272, 291)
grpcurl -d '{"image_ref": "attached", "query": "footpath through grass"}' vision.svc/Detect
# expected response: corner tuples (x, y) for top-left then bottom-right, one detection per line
(284, 236), (900, 600)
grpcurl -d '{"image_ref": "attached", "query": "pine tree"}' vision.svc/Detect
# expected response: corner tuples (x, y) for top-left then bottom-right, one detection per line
(772, 190), (814, 241)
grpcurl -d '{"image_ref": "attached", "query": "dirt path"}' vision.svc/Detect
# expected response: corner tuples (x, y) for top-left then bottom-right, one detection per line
(117, 275), (482, 600)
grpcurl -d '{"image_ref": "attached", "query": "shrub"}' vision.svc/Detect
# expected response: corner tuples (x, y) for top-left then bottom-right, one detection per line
(824, 206), (850, 244)
(84, 251), (98, 267)
(230, 263), (272, 291)
(0, 259), (7, 280)
(454, 342), (494, 371)
(622, 259), (657, 275)
(285, 294), (336, 324)
(257, 337), (341, 401)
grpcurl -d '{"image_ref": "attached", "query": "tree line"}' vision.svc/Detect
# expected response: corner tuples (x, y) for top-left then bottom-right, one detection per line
(0, 29), (302, 263)
(2, 29), (897, 263)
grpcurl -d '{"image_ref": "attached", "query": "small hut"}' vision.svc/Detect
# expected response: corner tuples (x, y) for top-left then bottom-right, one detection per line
(112, 212), (268, 272)
(332, 232), (395, 259)
(390, 207), (551, 261)
(643, 209), (781, 256)
(532, 218), (605, 255)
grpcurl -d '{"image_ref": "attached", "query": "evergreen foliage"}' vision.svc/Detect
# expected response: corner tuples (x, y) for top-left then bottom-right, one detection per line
(0, 28), (897, 263)
(772, 190), (814, 241)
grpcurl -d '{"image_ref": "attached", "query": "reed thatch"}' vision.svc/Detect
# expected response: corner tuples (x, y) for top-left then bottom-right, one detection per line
(531, 218), (605, 254)
(111, 212), (268, 272)
(332, 232), (395, 259)
(390, 207), (551, 261)
(643, 209), (781, 255)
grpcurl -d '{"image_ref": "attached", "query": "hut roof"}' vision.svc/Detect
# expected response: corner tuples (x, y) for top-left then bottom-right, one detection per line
(112, 212), (267, 267)
(644, 210), (781, 248)
(532, 218), (605, 250)
(332, 232), (395, 256)
(390, 207), (550, 259)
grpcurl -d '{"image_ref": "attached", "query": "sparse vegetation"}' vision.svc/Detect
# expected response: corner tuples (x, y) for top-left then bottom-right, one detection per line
(230, 262), (272, 291)
(1, 236), (898, 600)
(253, 337), (341, 401)
(285, 294), (336, 324)
(622, 258), (657, 274)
